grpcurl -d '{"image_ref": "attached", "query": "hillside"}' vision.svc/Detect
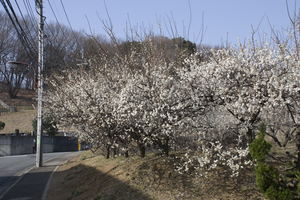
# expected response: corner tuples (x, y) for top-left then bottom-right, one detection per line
(0, 84), (37, 134)
(0, 110), (35, 134)
(0, 83), (37, 107)
(46, 150), (266, 200)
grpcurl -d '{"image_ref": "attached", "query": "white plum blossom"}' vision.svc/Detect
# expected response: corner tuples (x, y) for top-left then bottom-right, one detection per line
(45, 33), (300, 176)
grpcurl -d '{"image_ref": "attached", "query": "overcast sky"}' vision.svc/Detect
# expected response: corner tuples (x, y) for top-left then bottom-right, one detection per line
(1, 0), (299, 46)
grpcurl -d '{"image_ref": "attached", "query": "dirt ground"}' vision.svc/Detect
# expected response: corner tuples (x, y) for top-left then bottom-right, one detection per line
(46, 150), (267, 200)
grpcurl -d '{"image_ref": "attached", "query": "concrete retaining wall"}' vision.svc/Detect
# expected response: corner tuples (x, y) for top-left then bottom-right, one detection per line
(0, 135), (11, 156)
(0, 135), (78, 156)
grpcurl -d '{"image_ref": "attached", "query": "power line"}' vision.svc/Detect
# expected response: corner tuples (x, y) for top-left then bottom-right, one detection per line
(15, 0), (37, 44)
(60, 0), (81, 47)
(47, 0), (69, 42)
(0, 0), (38, 63)
(46, 0), (79, 67)
(4, 0), (38, 55)
(23, 0), (38, 32)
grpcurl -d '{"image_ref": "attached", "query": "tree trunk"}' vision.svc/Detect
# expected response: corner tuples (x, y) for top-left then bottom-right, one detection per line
(163, 137), (169, 157)
(138, 142), (145, 158)
(246, 128), (253, 144)
(106, 145), (110, 159)
(113, 148), (117, 158)
(124, 150), (129, 158)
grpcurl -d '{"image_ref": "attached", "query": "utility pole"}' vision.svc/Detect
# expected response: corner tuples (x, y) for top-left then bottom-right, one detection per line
(36, 0), (44, 167)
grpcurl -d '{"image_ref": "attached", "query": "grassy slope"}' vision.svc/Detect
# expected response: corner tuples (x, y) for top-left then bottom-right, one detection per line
(0, 110), (35, 134)
(46, 150), (266, 200)
(0, 86), (36, 134)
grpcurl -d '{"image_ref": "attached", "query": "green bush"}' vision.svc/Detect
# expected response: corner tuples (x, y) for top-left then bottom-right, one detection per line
(250, 123), (293, 200)
(296, 172), (300, 195)
(32, 114), (58, 136)
(0, 121), (5, 130)
(250, 123), (272, 162)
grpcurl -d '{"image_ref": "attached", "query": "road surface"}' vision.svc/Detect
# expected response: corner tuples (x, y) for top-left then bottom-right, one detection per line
(0, 151), (82, 197)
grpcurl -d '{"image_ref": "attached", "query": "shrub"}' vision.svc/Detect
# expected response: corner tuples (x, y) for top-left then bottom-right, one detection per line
(0, 121), (5, 130)
(250, 123), (271, 162)
(250, 124), (293, 200)
(32, 114), (58, 136)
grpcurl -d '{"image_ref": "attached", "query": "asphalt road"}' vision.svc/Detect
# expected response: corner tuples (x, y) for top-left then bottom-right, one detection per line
(0, 152), (81, 197)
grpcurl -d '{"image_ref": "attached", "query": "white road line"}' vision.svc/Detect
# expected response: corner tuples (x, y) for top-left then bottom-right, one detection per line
(42, 152), (82, 200)
(41, 165), (59, 200)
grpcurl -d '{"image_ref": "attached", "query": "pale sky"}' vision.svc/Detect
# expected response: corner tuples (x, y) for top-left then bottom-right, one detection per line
(1, 0), (299, 46)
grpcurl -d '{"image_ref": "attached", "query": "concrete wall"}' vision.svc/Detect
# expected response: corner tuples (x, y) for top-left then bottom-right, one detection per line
(0, 135), (78, 156)
(0, 135), (12, 156)
(11, 136), (35, 155)
(53, 137), (78, 152)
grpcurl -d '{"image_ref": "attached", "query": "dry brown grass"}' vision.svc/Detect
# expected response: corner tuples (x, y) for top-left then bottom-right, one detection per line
(0, 110), (36, 134)
(46, 150), (266, 200)
(0, 86), (37, 134)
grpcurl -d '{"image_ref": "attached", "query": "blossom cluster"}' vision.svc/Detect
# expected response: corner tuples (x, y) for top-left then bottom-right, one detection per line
(45, 36), (300, 176)
(175, 141), (252, 177)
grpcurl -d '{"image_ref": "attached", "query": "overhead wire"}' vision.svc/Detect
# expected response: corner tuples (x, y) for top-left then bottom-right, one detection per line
(51, 0), (64, 24)
(60, 0), (86, 67)
(43, 0), (67, 66)
(0, 0), (38, 63)
(2, 0), (83, 65)
(15, 0), (37, 45)
(46, 0), (84, 68)
(47, 0), (69, 42)
(23, 0), (38, 33)
(60, 0), (81, 47)
(7, 0), (38, 57)
(47, 0), (78, 67)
